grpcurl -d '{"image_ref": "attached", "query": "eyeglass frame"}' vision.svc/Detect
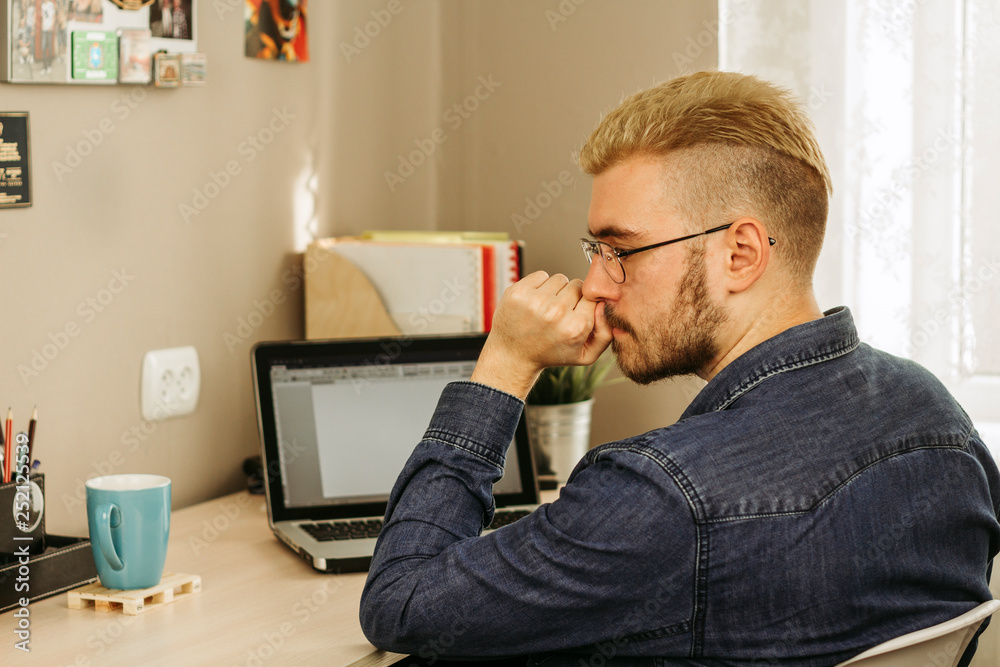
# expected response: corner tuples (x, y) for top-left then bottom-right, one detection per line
(580, 223), (777, 284)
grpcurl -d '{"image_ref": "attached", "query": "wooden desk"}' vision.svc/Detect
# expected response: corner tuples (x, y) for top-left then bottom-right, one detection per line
(0, 491), (403, 667)
(10, 487), (992, 665)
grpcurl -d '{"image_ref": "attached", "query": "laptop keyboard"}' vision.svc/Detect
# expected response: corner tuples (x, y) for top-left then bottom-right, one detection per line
(486, 509), (531, 529)
(302, 519), (383, 541)
(301, 509), (532, 542)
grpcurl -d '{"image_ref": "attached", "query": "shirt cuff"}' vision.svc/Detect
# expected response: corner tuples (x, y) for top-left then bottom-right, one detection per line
(422, 381), (525, 470)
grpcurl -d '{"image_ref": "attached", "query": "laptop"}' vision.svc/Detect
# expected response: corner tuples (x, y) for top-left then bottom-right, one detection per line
(251, 333), (541, 573)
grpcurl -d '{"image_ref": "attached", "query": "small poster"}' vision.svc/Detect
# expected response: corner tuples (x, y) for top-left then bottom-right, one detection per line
(70, 0), (104, 23)
(71, 30), (118, 80)
(180, 52), (206, 86)
(153, 51), (180, 87)
(118, 28), (152, 84)
(9, 0), (71, 82)
(245, 0), (308, 62)
(0, 113), (31, 209)
(149, 0), (193, 41)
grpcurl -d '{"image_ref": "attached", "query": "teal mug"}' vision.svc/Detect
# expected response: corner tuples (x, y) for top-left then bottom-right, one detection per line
(85, 474), (171, 590)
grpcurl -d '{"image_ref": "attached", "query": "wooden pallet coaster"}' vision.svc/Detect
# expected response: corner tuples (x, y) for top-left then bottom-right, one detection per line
(67, 572), (201, 615)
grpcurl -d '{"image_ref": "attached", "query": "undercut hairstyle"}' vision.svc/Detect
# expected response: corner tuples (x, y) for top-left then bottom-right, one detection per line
(579, 71), (832, 284)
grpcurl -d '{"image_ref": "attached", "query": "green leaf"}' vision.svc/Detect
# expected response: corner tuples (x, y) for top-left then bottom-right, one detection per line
(526, 353), (621, 405)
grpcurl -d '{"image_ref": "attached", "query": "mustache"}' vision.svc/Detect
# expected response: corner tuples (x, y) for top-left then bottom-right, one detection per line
(603, 305), (636, 337)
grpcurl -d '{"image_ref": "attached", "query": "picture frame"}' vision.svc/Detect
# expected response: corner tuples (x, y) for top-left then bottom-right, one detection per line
(0, 111), (31, 208)
(0, 0), (196, 84)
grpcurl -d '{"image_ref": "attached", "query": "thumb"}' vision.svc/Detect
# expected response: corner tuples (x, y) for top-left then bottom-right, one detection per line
(583, 302), (614, 363)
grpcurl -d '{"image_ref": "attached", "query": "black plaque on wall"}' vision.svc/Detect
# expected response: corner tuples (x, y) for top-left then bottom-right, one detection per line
(0, 112), (30, 208)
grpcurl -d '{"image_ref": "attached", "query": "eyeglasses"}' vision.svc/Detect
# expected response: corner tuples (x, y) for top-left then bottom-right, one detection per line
(580, 223), (776, 284)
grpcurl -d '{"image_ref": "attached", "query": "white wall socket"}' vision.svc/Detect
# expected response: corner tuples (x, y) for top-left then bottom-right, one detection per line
(141, 346), (200, 421)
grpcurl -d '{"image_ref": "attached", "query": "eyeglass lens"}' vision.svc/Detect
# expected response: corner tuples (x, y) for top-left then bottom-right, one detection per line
(581, 240), (625, 283)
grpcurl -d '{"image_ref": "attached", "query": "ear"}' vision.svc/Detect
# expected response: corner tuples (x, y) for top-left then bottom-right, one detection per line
(722, 217), (770, 294)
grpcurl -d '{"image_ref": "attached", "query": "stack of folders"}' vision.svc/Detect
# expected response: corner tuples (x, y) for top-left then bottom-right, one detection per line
(304, 232), (524, 340)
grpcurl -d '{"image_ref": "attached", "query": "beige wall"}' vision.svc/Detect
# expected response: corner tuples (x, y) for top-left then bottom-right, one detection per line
(0, 1), (717, 535)
(436, 1), (718, 447)
(4, 0), (998, 660)
(0, 1), (447, 535)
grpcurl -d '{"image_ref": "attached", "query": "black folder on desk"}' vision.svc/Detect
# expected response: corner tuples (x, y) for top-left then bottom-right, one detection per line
(251, 334), (540, 573)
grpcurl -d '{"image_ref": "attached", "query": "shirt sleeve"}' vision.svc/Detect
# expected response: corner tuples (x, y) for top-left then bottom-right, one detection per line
(359, 381), (697, 658)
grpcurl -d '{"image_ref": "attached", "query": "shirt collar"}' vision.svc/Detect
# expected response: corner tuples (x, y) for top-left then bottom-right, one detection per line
(681, 306), (861, 418)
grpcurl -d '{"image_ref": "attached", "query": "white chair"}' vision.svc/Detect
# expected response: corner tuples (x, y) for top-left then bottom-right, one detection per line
(837, 599), (1000, 666)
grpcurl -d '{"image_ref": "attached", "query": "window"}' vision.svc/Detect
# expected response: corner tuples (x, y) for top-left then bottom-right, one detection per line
(720, 0), (1000, 448)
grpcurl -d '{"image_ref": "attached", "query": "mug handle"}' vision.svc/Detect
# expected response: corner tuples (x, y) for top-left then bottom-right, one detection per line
(96, 503), (125, 571)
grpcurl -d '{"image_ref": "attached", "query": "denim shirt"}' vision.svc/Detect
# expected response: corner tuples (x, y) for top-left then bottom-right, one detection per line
(360, 307), (1000, 666)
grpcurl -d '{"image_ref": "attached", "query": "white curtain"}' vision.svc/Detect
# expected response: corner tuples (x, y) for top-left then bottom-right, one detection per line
(719, 0), (1000, 437)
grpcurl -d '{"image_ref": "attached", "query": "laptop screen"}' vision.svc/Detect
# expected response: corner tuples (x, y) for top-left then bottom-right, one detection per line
(253, 335), (537, 523)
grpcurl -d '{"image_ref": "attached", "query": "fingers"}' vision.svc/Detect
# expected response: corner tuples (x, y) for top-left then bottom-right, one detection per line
(534, 273), (579, 298)
(592, 302), (613, 344)
(582, 302), (614, 363)
(488, 269), (607, 371)
(518, 270), (551, 288)
(509, 273), (584, 315)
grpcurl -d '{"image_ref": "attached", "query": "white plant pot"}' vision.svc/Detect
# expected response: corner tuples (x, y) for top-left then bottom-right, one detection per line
(525, 399), (595, 483)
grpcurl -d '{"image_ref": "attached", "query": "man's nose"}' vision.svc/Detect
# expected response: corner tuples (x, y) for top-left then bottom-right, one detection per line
(582, 257), (619, 303)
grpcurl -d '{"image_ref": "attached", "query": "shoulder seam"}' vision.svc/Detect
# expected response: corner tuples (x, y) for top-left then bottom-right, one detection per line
(703, 443), (968, 524)
(716, 338), (861, 412)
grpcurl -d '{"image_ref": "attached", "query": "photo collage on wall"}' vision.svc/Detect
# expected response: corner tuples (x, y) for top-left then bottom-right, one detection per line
(4, 0), (197, 84)
(245, 0), (307, 62)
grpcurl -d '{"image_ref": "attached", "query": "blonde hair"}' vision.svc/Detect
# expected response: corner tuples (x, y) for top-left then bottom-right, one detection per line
(579, 71), (832, 283)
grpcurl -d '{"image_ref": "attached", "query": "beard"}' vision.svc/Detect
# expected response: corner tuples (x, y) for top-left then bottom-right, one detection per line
(605, 247), (728, 385)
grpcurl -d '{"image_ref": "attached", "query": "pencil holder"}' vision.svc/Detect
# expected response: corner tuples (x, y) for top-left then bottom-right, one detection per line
(0, 473), (45, 556)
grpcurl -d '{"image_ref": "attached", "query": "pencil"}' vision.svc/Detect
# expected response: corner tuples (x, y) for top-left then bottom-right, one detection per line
(4, 408), (11, 483)
(27, 406), (36, 476)
(0, 419), (5, 484)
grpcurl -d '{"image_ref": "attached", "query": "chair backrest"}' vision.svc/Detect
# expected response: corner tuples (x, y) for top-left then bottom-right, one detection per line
(836, 599), (1000, 667)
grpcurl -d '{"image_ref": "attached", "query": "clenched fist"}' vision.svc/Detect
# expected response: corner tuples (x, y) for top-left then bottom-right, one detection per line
(470, 271), (614, 399)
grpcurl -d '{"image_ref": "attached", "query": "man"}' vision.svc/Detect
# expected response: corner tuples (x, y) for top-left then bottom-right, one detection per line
(360, 71), (1000, 665)
(159, 0), (172, 38)
(171, 0), (188, 40)
(40, 0), (55, 75)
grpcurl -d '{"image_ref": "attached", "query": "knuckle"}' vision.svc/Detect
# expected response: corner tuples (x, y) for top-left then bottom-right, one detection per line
(541, 305), (564, 324)
(528, 270), (550, 283)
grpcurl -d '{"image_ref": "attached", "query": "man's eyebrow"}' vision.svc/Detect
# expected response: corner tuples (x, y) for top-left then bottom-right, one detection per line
(586, 223), (644, 242)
